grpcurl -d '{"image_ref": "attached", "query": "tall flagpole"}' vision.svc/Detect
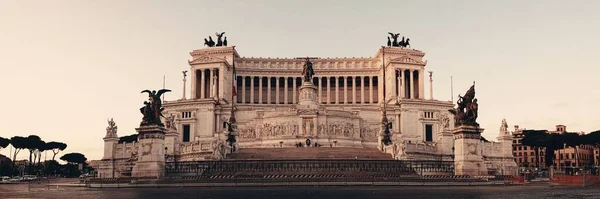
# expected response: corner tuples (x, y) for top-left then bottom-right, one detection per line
(451, 76), (454, 102)
(232, 46), (236, 109)
(162, 75), (166, 102)
(382, 46), (386, 108)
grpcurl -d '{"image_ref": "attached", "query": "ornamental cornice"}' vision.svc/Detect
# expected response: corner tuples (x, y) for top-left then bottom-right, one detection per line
(389, 56), (427, 66)
(188, 55), (228, 65)
(397, 99), (453, 108)
(236, 58), (380, 70)
(164, 101), (216, 110)
(239, 57), (376, 63)
(164, 99), (216, 107)
(190, 46), (240, 57)
(235, 71), (380, 77)
(376, 47), (426, 58)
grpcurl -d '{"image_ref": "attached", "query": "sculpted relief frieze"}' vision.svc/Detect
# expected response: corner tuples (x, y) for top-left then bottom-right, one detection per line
(317, 122), (357, 138)
(189, 55), (227, 65)
(238, 121), (299, 140)
(360, 126), (380, 141)
(299, 89), (317, 102)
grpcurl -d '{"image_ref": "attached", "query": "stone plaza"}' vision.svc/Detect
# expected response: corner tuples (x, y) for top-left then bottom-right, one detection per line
(97, 33), (517, 179)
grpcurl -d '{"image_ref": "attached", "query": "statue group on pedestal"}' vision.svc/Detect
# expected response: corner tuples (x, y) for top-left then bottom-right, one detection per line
(387, 32), (411, 48)
(301, 57), (315, 82)
(204, 32), (228, 47)
(106, 118), (118, 137)
(139, 89), (171, 126)
(448, 82), (479, 127)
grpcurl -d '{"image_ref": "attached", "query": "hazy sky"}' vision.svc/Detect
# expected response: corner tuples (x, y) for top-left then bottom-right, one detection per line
(1, 0), (599, 162)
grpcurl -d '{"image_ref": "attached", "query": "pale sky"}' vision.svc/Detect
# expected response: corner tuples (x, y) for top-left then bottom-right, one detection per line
(1, 0), (599, 162)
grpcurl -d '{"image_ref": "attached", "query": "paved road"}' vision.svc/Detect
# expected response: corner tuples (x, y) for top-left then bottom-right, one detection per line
(1, 182), (599, 199)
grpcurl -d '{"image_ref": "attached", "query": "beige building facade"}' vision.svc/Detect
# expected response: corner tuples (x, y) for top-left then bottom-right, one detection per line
(98, 44), (517, 178)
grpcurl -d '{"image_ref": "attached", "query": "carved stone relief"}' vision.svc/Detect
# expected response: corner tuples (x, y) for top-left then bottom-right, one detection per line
(360, 126), (380, 141)
(319, 122), (356, 138)
(238, 121), (299, 139)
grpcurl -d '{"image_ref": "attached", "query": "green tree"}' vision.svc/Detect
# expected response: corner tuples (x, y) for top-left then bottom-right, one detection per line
(562, 132), (583, 167)
(521, 130), (548, 168)
(583, 130), (600, 145)
(46, 142), (67, 161)
(25, 136), (44, 172)
(60, 153), (87, 164)
(0, 137), (10, 150)
(10, 136), (27, 167)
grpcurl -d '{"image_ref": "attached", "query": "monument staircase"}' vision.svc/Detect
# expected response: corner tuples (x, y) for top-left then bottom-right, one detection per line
(226, 147), (394, 160)
(158, 147), (481, 183)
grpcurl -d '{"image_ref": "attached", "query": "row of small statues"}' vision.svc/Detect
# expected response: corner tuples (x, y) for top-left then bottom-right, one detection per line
(387, 32), (411, 48)
(204, 32), (228, 47)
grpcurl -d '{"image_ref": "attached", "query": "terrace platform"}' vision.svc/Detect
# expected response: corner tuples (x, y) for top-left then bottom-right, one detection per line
(226, 147), (394, 160)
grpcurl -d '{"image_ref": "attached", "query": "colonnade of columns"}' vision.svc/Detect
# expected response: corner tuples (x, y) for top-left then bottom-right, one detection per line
(192, 68), (220, 99)
(236, 76), (380, 104)
(190, 68), (423, 102)
(394, 68), (422, 99)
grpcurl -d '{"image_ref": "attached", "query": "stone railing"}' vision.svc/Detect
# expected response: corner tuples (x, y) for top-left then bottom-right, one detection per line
(165, 159), (454, 175)
(404, 142), (437, 155)
(179, 140), (214, 155)
(481, 141), (502, 157)
(114, 142), (138, 159)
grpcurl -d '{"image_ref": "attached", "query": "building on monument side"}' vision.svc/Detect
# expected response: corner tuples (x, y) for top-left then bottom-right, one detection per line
(512, 124), (598, 171)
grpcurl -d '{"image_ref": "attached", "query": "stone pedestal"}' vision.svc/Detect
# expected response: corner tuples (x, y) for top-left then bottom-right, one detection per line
(132, 125), (166, 178)
(298, 81), (318, 108)
(164, 129), (179, 156)
(297, 81), (319, 138)
(452, 125), (488, 176)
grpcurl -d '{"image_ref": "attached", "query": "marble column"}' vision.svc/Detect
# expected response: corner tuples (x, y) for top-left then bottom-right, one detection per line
(419, 69), (425, 99)
(199, 70), (205, 99)
(250, 76), (254, 104)
(360, 76), (365, 104)
(318, 77), (322, 104)
(267, 77), (271, 104)
(241, 76), (246, 103)
(327, 77), (331, 104)
(190, 69), (195, 99)
(209, 69), (215, 98)
(397, 70), (403, 99)
(292, 77), (297, 104)
(369, 76), (374, 103)
(284, 77), (288, 104)
(409, 70), (414, 99)
(335, 76), (339, 104)
(258, 76), (263, 104)
(343, 76), (348, 104)
(275, 77), (280, 104)
(352, 76), (357, 104)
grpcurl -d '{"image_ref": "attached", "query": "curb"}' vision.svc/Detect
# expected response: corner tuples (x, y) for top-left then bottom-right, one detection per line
(84, 181), (503, 188)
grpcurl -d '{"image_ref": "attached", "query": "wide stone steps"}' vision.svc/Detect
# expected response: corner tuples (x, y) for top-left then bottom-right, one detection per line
(226, 147), (393, 160)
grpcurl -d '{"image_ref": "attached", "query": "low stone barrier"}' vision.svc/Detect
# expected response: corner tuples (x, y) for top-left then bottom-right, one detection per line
(551, 175), (600, 187)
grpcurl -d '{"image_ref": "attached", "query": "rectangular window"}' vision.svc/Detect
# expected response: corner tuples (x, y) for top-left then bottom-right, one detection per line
(424, 112), (434, 119)
(425, 124), (433, 142)
(183, 124), (191, 142)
